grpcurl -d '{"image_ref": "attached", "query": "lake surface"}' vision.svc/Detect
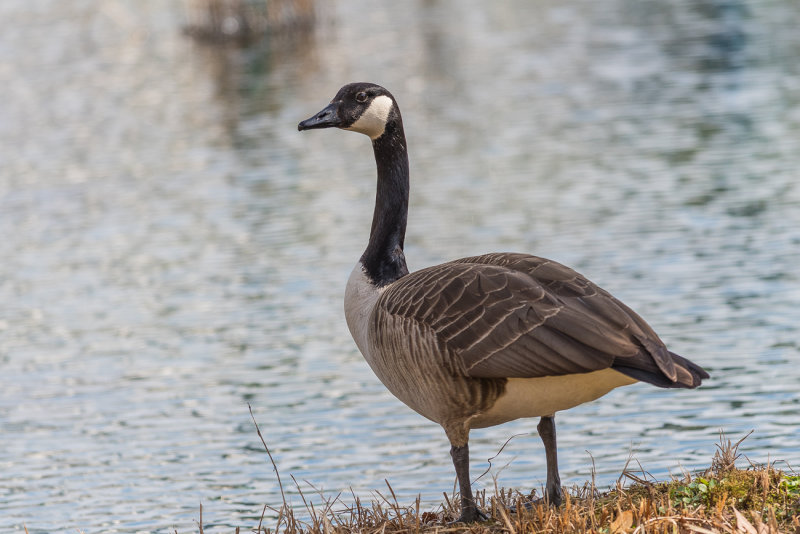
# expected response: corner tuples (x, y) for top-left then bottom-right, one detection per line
(1, 0), (799, 532)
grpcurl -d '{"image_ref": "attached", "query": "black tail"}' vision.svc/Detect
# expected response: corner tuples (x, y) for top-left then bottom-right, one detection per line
(614, 351), (709, 389)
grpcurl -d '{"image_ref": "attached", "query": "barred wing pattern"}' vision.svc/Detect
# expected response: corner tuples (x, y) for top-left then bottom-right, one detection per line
(376, 253), (704, 387)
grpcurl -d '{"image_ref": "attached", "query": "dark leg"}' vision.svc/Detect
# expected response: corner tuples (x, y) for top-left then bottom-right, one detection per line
(450, 444), (485, 522)
(537, 415), (563, 506)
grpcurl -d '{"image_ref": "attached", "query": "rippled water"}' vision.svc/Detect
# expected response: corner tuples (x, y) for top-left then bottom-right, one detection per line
(1, 0), (799, 532)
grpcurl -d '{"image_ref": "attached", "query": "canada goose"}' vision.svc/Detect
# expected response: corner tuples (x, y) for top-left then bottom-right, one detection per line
(298, 82), (709, 523)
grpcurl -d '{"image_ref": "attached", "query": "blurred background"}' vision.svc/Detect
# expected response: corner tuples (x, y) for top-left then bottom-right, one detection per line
(1, 0), (799, 532)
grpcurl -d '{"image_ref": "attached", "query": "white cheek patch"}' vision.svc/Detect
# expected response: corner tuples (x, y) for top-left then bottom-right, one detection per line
(345, 95), (393, 139)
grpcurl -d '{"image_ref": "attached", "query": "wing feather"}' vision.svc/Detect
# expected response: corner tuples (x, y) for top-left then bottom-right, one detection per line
(374, 252), (700, 386)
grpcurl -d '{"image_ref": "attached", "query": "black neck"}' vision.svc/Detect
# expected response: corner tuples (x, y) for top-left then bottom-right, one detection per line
(360, 119), (410, 287)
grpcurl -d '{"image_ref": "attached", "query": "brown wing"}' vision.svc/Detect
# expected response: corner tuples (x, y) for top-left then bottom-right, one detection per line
(376, 252), (704, 386)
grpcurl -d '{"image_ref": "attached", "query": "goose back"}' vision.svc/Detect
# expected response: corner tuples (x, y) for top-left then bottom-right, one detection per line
(378, 253), (695, 380)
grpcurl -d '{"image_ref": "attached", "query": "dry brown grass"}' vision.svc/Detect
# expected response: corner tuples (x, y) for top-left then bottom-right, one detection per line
(199, 422), (799, 534)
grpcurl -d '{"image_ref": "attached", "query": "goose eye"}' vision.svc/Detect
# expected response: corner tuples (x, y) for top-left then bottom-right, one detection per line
(355, 92), (368, 103)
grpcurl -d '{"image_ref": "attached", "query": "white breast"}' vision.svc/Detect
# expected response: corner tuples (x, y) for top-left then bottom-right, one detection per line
(343, 263), (382, 360)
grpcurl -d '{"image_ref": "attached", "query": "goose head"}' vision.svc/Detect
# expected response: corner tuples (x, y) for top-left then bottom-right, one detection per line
(298, 82), (399, 140)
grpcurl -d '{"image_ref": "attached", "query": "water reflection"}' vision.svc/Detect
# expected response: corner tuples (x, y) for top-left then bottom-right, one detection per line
(1, 0), (799, 532)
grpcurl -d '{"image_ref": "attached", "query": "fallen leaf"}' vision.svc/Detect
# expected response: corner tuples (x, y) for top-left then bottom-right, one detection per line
(686, 524), (721, 534)
(610, 509), (633, 533)
(420, 512), (438, 523)
(734, 507), (758, 534)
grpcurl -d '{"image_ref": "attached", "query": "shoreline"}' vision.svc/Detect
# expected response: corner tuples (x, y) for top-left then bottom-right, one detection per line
(199, 433), (799, 533)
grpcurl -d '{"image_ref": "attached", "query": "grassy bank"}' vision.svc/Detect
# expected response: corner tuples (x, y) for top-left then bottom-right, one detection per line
(207, 430), (799, 533)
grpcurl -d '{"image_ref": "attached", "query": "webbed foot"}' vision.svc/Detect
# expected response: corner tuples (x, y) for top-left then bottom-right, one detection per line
(449, 507), (489, 524)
